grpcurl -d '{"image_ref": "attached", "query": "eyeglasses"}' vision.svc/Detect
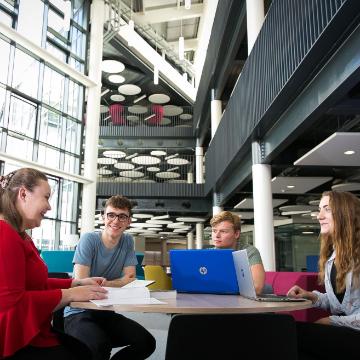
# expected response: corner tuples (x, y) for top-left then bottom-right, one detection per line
(106, 212), (130, 222)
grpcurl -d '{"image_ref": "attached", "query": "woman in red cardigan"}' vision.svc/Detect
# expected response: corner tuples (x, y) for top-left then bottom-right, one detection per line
(0, 168), (107, 359)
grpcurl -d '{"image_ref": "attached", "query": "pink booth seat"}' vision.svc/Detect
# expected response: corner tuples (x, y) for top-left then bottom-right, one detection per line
(265, 272), (330, 322)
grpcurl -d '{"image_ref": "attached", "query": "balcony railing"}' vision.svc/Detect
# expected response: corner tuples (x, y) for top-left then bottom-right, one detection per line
(205, 0), (354, 191)
(99, 104), (194, 138)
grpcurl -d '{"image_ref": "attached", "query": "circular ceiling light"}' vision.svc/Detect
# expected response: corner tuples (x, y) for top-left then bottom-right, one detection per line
(108, 74), (125, 84)
(97, 157), (117, 165)
(168, 179), (187, 183)
(167, 157), (189, 165)
(279, 205), (317, 212)
(147, 166), (160, 172)
(103, 150), (126, 158)
(159, 117), (171, 125)
(114, 162), (135, 170)
(100, 105), (109, 113)
(132, 155), (161, 165)
(128, 105), (148, 114)
(148, 93), (171, 104)
(331, 182), (360, 192)
(133, 213), (153, 219)
(127, 115), (140, 122)
(167, 222), (185, 228)
(130, 222), (154, 228)
(176, 217), (206, 222)
(180, 113), (193, 120)
(101, 60), (125, 73)
(133, 179), (156, 183)
(146, 219), (173, 225)
(119, 170), (144, 178)
(114, 176), (132, 182)
(163, 105), (183, 116)
(118, 84), (141, 96)
(110, 94), (125, 102)
(151, 150), (167, 156)
(156, 171), (180, 179)
(281, 210), (311, 216)
(97, 168), (113, 175)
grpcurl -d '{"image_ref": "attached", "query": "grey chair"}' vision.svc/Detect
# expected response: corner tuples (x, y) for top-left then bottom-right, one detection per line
(165, 313), (298, 360)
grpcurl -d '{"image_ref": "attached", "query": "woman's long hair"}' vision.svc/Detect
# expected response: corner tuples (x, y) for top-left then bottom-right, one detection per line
(0, 168), (48, 237)
(318, 191), (360, 292)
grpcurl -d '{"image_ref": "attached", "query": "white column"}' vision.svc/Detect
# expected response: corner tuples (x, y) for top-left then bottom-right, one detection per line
(246, 0), (265, 54)
(195, 146), (204, 183)
(81, 0), (104, 234)
(211, 99), (222, 138)
(187, 231), (194, 249)
(212, 191), (223, 216)
(187, 171), (194, 183)
(252, 163), (275, 271)
(195, 223), (204, 249)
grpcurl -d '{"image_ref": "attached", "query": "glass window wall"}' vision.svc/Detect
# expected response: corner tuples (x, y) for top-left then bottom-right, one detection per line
(12, 48), (40, 99)
(17, 0), (44, 47)
(0, 37), (11, 85)
(43, 66), (65, 111)
(0, 0), (89, 250)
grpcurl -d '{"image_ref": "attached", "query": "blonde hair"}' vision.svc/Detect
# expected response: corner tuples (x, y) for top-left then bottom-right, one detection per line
(318, 191), (360, 292)
(210, 211), (241, 232)
(0, 168), (48, 237)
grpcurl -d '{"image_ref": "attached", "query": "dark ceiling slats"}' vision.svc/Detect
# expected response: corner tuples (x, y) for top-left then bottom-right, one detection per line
(204, 0), (358, 193)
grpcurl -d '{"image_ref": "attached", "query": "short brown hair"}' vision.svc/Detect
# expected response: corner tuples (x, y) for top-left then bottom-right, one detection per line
(210, 211), (241, 232)
(103, 195), (133, 216)
(0, 168), (48, 235)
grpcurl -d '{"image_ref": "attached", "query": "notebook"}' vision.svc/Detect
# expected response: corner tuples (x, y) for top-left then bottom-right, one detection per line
(232, 250), (306, 302)
(170, 249), (239, 294)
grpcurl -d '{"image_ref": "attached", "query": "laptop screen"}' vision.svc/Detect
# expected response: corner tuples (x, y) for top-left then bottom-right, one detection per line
(170, 249), (239, 294)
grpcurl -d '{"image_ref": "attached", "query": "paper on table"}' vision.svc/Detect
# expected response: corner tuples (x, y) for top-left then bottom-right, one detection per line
(90, 286), (165, 307)
(122, 279), (155, 288)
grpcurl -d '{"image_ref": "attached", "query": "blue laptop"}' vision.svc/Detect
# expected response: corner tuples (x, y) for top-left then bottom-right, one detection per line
(169, 249), (239, 294)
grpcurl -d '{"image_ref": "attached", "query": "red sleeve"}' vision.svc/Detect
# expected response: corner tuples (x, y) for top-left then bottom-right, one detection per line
(0, 222), (62, 357)
(47, 278), (72, 289)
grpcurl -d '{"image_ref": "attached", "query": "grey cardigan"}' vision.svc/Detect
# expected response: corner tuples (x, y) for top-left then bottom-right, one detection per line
(313, 251), (360, 330)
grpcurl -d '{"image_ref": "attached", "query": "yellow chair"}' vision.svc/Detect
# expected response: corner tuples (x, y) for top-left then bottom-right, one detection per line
(144, 265), (172, 290)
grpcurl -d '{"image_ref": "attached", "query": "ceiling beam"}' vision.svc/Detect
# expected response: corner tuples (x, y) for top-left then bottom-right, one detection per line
(135, 3), (204, 25)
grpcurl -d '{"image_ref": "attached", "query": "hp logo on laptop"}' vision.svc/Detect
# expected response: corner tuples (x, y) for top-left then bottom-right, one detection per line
(199, 266), (208, 275)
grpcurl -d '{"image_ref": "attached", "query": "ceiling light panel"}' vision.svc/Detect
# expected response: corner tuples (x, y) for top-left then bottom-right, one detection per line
(294, 132), (360, 166)
(272, 177), (333, 194)
(234, 198), (288, 209)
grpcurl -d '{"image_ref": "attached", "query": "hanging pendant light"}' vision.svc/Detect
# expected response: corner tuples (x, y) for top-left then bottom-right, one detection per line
(184, 0), (191, 10)
(179, 18), (184, 61)
(128, 0), (134, 47)
(154, 65), (159, 85)
(178, 36), (184, 60)
(154, 31), (159, 84)
(128, 19), (134, 47)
